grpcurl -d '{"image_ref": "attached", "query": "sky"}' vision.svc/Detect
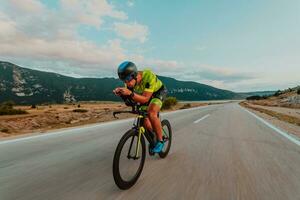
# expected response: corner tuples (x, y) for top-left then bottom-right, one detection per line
(0, 0), (299, 92)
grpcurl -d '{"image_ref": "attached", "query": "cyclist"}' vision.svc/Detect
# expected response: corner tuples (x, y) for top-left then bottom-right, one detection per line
(113, 61), (167, 153)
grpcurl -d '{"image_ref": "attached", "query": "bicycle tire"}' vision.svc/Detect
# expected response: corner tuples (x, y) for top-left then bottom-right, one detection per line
(113, 129), (146, 190)
(159, 119), (172, 158)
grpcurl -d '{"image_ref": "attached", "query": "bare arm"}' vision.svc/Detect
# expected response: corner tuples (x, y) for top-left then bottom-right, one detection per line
(131, 91), (152, 104)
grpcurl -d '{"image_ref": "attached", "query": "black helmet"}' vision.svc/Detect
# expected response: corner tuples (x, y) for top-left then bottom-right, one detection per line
(117, 61), (138, 81)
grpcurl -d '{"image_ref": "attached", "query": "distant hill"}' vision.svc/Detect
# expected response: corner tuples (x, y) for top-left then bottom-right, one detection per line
(0, 61), (243, 104)
(245, 86), (300, 108)
(239, 91), (276, 98)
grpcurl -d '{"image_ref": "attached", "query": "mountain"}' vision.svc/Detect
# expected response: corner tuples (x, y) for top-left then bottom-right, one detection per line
(0, 61), (242, 104)
(239, 91), (276, 98)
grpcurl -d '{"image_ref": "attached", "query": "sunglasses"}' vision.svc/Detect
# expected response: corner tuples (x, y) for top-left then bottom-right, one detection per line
(124, 74), (134, 82)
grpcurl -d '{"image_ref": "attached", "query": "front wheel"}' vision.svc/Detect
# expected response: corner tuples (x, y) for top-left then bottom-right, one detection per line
(159, 119), (172, 158)
(112, 129), (146, 190)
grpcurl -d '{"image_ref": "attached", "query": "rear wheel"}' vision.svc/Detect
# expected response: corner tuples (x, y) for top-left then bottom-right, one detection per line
(113, 129), (146, 190)
(159, 119), (172, 158)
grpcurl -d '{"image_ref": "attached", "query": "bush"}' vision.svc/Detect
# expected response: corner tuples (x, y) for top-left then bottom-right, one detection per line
(31, 104), (37, 109)
(0, 101), (28, 115)
(246, 95), (263, 100)
(162, 97), (178, 110)
(1, 101), (15, 109)
(0, 108), (27, 115)
(1, 128), (9, 133)
(180, 103), (191, 109)
(73, 109), (88, 113)
(297, 88), (300, 95)
(274, 90), (282, 97)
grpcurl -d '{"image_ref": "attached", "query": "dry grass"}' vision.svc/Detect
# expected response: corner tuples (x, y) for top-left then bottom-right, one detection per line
(249, 90), (300, 109)
(240, 102), (300, 126)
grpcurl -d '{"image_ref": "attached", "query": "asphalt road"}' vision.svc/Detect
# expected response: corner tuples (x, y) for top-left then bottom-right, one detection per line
(0, 103), (299, 200)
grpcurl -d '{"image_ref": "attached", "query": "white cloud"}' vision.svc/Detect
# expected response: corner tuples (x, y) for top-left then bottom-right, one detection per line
(9, 0), (45, 13)
(127, 1), (134, 7)
(114, 22), (149, 43)
(60, 0), (127, 28)
(0, 0), (141, 76)
(0, 36), (126, 70)
(0, 0), (153, 77)
(0, 12), (17, 39)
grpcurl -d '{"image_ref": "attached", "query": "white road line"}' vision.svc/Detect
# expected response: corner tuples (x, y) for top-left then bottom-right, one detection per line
(242, 107), (300, 147)
(0, 105), (213, 145)
(194, 114), (210, 123)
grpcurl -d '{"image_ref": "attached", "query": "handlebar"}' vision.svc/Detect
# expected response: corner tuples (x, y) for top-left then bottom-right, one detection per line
(113, 93), (148, 119)
(112, 106), (148, 119)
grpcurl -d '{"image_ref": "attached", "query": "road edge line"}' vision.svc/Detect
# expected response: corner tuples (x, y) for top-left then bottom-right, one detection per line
(241, 106), (300, 147)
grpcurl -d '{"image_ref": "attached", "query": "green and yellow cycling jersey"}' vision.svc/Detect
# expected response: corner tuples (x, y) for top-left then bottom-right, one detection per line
(132, 69), (163, 94)
(124, 69), (165, 108)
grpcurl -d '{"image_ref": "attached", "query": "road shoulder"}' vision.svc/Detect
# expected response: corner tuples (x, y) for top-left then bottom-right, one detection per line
(240, 102), (300, 139)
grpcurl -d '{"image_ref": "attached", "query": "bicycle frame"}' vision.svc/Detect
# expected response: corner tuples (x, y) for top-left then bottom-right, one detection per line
(113, 106), (169, 159)
(127, 114), (154, 159)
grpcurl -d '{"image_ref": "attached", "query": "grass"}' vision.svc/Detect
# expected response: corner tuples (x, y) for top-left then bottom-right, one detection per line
(180, 103), (191, 109)
(240, 102), (300, 126)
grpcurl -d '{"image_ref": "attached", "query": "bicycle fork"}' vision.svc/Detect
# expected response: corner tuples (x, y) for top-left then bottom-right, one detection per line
(127, 126), (145, 160)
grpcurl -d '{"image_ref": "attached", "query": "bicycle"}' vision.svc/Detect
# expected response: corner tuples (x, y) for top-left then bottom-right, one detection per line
(112, 103), (172, 190)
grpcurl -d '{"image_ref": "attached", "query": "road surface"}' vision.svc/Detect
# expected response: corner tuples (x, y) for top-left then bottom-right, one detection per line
(0, 103), (299, 200)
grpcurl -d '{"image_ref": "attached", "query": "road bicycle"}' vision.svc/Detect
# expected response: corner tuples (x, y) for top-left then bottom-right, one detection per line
(112, 104), (172, 190)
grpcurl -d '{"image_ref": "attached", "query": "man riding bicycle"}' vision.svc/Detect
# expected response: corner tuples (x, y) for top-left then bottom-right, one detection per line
(113, 61), (167, 153)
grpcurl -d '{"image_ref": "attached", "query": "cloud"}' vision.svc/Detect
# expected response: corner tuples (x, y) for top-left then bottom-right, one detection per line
(0, 0), (149, 77)
(0, 0), (173, 79)
(127, 1), (134, 7)
(0, 12), (17, 39)
(196, 68), (256, 83)
(60, 0), (128, 28)
(114, 22), (149, 43)
(9, 0), (45, 13)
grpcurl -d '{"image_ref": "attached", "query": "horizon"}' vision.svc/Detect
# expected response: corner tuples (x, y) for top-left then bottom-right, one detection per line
(0, 0), (299, 92)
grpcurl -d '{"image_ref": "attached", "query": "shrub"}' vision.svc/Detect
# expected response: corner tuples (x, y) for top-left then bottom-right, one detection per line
(77, 104), (81, 108)
(162, 97), (178, 110)
(0, 101), (28, 115)
(274, 90), (282, 97)
(73, 109), (88, 113)
(297, 88), (300, 95)
(1, 101), (15, 109)
(0, 108), (27, 115)
(246, 95), (262, 100)
(180, 103), (191, 109)
(1, 128), (9, 133)
(31, 104), (36, 109)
